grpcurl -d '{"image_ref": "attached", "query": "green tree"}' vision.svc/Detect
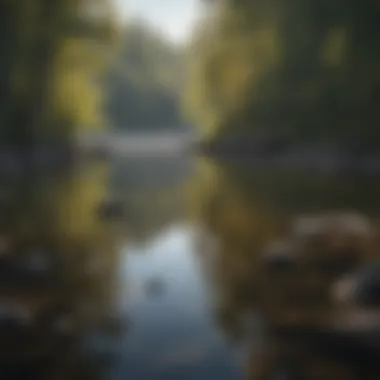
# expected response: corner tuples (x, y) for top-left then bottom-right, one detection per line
(186, 0), (380, 148)
(0, 0), (117, 150)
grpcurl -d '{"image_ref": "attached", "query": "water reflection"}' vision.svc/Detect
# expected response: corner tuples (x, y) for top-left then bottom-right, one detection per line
(191, 160), (380, 380)
(0, 161), (124, 379)
(2, 155), (380, 379)
(117, 225), (241, 380)
(109, 156), (191, 243)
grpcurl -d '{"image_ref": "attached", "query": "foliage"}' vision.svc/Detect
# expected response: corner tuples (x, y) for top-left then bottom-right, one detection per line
(185, 0), (380, 147)
(0, 0), (117, 148)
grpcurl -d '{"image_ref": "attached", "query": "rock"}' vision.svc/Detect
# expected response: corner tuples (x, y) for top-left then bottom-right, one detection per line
(352, 263), (380, 307)
(332, 275), (358, 304)
(332, 262), (380, 307)
(293, 212), (371, 241)
(262, 241), (297, 272)
(293, 215), (325, 241)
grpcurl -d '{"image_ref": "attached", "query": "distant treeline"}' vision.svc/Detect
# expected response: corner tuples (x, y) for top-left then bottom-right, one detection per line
(104, 22), (187, 131)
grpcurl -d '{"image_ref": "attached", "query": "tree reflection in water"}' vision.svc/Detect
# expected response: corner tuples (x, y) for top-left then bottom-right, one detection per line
(191, 160), (380, 380)
(0, 162), (125, 379)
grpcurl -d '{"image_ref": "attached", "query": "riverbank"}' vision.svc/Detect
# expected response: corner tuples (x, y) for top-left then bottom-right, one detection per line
(0, 143), (105, 179)
(196, 140), (380, 175)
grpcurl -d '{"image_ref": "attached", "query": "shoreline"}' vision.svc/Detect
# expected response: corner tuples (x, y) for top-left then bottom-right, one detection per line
(195, 141), (380, 175)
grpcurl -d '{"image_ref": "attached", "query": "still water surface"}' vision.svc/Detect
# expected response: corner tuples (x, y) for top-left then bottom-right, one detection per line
(0, 154), (379, 379)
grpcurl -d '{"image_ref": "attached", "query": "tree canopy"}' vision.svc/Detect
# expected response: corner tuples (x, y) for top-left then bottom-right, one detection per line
(0, 0), (117, 149)
(185, 0), (380, 148)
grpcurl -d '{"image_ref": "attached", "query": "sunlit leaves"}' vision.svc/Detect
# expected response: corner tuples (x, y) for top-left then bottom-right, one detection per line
(0, 0), (117, 145)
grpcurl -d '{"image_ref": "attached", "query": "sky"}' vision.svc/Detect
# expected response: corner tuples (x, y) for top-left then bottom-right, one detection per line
(115, 0), (201, 44)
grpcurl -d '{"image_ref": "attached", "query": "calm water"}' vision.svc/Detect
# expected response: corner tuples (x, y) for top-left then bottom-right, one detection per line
(0, 154), (379, 379)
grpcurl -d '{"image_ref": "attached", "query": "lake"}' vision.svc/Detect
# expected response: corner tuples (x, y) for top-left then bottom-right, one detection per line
(0, 152), (379, 379)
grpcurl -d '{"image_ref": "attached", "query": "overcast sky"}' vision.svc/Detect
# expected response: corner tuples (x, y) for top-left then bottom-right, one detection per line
(115, 0), (201, 44)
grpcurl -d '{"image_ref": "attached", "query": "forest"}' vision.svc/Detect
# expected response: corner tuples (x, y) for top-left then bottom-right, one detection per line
(0, 0), (187, 160)
(3, 0), (380, 154)
(185, 0), (380, 152)
(0, 0), (116, 151)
